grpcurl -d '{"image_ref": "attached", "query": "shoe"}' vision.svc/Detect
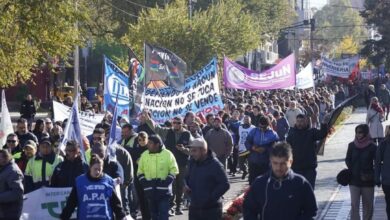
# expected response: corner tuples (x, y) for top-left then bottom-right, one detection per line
(169, 209), (175, 217)
(175, 208), (184, 215)
(241, 171), (247, 180)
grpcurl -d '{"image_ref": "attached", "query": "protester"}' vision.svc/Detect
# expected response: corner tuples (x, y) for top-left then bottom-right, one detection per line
(366, 96), (385, 143)
(286, 114), (329, 189)
(80, 95), (93, 111)
(32, 119), (50, 144)
(376, 126), (390, 219)
(24, 139), (63, 192)
(137, 134), (179, 220)
(243, 142), (317, 219)
(364, 85), (376, 109)
(15, 118), (38, 148)
(227, 110), (241, 176)
(205, 116), (234, 169)
(245, 116), (279, 184)
(0, 149), (24, 220)
(185, 138), (230, 220)
(273, 111), (289, 141)
(346, 124), (376, 220)
(20, 94), (36, 130)
(3, 133), (21, 158)
(237, 115), (255, 180)
(60, 154), (126, 220)
(202, 114), (215, 136)
(188, 121), (202, 138)
(51, 140), (88, 187)
(249, 105), (263, 126)
(44, 118), (53, 133)
(15, 140), (37, 173)
(285, 101), (303, 127)
(378, 84), (390, 121)
(144, 112), (190, 216)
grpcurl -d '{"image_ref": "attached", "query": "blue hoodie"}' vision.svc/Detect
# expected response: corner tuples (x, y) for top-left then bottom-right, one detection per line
(245, 128), (279, 165)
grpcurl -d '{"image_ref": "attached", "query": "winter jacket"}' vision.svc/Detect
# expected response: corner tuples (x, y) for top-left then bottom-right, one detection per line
(285, 108), (303, 127)
(376, 138), (390, 185)
(286, 124), (328, 171)
(185, 152), (230, 209)
(275, 117), (290, 141)
(243, 170), (317, 220)
(137, 146), (179, 199)
(51, 157), (88, 187)
(32, 130), (50, 144)
(378, 88), (390, 104)
(103, 157), (124, 181)
(205, 128), (234, 159)
(60, 173), (126, 220)
(0, 160), (24, 219)
(115, 145), (134, 185)
(366, 107), (384, 139)
(20, 99), (36, 119)
(165, 129), (191, 167)
(228, 119), (241, 145)
(346, 142), (376, 187)
(245, 128), (279, 165)
(16, 132), (38, 149)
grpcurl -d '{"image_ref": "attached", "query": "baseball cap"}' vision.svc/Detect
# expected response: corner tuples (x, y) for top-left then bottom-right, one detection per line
(188, 138), (207, 148)
(24, 140), (37, 149)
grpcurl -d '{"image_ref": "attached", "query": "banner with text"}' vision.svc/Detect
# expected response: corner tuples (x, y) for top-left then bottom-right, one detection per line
(296, 63), (315, 89)
(53, 101), (105, 135)
(223, 54), (296, 90)
(104, 56), (130, 118)
(321, 56), (359, 78)
(144, 58), (224, 123)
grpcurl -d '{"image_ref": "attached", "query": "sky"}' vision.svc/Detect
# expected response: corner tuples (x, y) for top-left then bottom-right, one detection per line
(310, 0), (327, 9)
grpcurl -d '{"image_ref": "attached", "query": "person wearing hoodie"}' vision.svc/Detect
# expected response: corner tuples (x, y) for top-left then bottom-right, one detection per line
(185, 138), (230, 220)
(286, 114), (329, 189)
(238, 115), (255, 180)
(24, 139), (63, 193)
(51, 140), (88, 187)
(376, 126), (390, 219)
(137, 135), (179, 220)
(245, 116), (279, 184)
(346, 124), (376, 220)
(243, 142), (317, 220)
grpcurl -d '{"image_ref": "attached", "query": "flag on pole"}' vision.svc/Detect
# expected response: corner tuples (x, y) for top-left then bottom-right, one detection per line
(129, 48), (145, 118)
(107, 95), (119, 161)
(59, 95), (86, 162)
(144, 43), (186, 91)
(0, 90), (13, 147)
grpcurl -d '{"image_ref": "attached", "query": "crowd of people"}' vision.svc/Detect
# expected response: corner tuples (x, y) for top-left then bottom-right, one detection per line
(1, 79), (390, 220)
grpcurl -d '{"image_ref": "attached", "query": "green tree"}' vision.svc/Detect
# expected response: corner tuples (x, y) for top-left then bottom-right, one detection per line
(333, 36), (359, 58)
(313, 0), (368, 54)
(122, 0), (260, 73)
(360, 0), (390, 67)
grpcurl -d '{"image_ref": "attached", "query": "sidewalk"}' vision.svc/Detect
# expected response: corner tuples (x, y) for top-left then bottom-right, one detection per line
(316, 107), (388, 220)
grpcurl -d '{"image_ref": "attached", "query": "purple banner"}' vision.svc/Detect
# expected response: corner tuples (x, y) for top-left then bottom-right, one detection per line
(224, 54), (296, 90)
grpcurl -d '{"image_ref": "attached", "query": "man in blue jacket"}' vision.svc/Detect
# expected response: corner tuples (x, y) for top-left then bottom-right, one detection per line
(243, 142), (317, 220)
(245, 116), (279, 184)
(185, 138), (230, 220)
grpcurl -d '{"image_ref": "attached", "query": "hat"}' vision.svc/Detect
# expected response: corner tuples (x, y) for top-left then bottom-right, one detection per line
(24, 140), (37, 149)
(337, 169), (352, 186)
(40, 139), (52, 146)
(188, 138), (207, 148)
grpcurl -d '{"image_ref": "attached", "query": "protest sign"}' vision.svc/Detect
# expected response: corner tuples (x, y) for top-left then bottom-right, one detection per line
(296, 63), (315, 89)
(321, 56), (359, 78)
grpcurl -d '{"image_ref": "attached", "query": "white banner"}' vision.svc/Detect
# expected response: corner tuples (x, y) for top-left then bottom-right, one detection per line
(296, 63), (315, 89)
(53, 101), (104, 135)
(0, 90), (13, 147)
(321, 56), (359, 78)
(21, 187), (74, 220)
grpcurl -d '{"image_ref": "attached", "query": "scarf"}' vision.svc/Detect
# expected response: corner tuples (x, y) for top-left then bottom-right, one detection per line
(354, 135), (373, 149)
(371, 102), (384, 115)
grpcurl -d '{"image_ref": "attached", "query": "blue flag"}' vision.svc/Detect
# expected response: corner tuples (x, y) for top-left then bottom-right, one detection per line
(103, 55), (130, 118)
(60, 95), (86, 163)
(107, 95), (119, 161)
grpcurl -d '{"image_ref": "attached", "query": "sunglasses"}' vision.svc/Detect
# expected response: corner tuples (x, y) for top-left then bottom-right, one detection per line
(7, 140), (16, 143)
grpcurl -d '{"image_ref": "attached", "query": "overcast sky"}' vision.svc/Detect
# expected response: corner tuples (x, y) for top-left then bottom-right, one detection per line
(310, 0), (327, 9)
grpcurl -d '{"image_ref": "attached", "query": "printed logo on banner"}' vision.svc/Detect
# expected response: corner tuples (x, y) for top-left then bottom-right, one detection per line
(107, 75), (129, 105)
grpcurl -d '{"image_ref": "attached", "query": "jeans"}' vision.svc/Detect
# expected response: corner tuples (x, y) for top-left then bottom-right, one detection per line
(147, 196), (170, 220)
(128, 182), (138, 214)
(120, 184), (130, 215)
(189, 204), (222, 220)
(217, 156), (227, 170)
(171, 166), (186, 210)
(349, 185), (374, 220)
(382, 184), (390, 219)
(228, 147), (239, 174)
(294, 169), (317, 190)
(238, 155), (248, 173)
(134, 176), (151, 220)
(248, 163), (269, 185)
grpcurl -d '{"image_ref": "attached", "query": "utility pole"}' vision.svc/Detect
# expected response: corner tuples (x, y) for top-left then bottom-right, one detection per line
(310, 18), (315, 56)
(73, 1), (79, 97)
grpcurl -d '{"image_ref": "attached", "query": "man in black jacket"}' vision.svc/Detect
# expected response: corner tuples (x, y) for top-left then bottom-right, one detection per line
(51, 140), (88, 187)
(20, 94), (36, 130)
(144, 112), (191, 215)
(15, 118), (38, 148)
(243, 142), (317, 220)
(185, 138), (230, 220)
(286, 114), (329, 189)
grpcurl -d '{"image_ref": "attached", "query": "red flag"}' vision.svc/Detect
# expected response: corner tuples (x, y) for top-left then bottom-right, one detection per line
(349, 62), (360, 81)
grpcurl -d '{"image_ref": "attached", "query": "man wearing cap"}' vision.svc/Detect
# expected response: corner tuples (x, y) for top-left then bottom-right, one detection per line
(24, 139), (63, 192)
(205, 116), (234, 169)
(185, 138), (230, 220)
(15, 140), (37, 173)
(143, 111), (191, 215)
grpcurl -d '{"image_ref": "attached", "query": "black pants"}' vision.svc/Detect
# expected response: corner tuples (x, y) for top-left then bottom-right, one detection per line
(134, 176), (151, 220)
(248, 163), (269, 185)
(228, 147), (238, 174)
(189, 204), (222, 220)
(383, 184), (390, 219)
(171, 166), (186, 210)
(294, 169), (317, 190)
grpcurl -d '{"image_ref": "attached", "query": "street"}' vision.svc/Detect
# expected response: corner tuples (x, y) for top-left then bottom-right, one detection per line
(170, 107), (388, 220)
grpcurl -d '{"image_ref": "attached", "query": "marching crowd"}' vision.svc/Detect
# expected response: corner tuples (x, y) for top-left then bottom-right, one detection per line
(2, 79), (390, 220)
